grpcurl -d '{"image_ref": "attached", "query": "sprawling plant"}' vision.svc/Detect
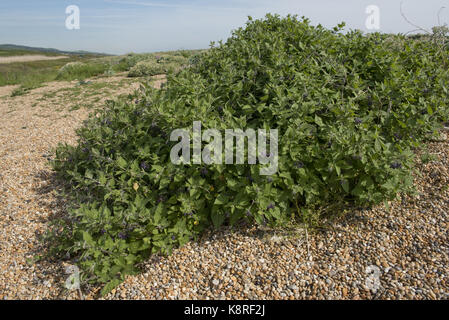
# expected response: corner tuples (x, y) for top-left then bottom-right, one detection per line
(128, 54), (188, 77)
(47, 14), (449, 294)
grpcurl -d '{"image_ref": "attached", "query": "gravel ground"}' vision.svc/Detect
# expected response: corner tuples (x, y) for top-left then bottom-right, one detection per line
(0, 76), (448, 300)
(0, 76), (141, 299)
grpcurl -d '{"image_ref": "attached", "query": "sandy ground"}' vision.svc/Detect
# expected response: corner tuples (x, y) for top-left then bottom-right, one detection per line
(0, 55), (68, 64)
(0, 85), (19, 97)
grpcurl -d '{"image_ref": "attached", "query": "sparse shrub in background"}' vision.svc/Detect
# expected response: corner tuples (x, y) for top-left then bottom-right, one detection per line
(128, 54), (188, 77)
(172, 49), (204, 58)
(127, 60), (166, 76)
(116, 53), (154, 71)
(103, 67), (116, 76)
(58, 61), (84, 72)
(56, 61), (109, 80)
(111, 52), (198, 76)
(47, 14), (449, 295)
(0, 51), (205, 91)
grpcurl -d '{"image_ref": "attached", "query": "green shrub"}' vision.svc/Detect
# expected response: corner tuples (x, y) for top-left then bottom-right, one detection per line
(47, 14), (449, 294)
(116, 53), (155, 71)
(128, 54), (189, 77)
(128, 60), (166, 76)
(56, 61), (109, 80)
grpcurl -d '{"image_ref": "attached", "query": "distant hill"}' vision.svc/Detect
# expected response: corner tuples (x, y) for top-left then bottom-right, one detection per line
(0, 44), (112, 56)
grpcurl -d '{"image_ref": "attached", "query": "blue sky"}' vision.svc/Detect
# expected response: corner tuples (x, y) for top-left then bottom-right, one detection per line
(1, 0), (448, 54)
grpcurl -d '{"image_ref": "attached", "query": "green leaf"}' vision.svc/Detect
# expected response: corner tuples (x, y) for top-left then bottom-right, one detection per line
(341, 180), (349, 193)
(85, 170), (93, 179)
(214, 194), (228, 206)
(100, 279), (122, 296)
(82, 231), (94, 246)
(117, 157), (127, 168)
(211, 210), (225, 228)
(314, 115), (324, 126)
(334, 164), (341, 176)
(99, 172), (107, 185)
(260, 95), (269, 102)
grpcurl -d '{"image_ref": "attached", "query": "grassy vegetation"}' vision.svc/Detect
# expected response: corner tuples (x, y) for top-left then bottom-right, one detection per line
(0, 49), (205, 95)
(127, 50), (204, 76)
(55, 61), (113, 81)
(0, 55), (102, 94)
(0, 48), (62, 57)
(22, 76), (139, 115)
